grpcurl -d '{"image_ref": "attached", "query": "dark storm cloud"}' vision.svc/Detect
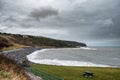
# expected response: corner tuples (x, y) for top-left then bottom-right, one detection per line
(93, 16), (120, 39)
(29, 7), (59, 21)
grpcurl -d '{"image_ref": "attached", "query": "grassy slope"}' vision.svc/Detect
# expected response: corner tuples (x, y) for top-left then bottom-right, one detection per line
(0, 33), (86, 51)
(31, 64), (120, 80)
(0, 35), (27, 51)
(2, 44), (27, 51)
(0, 54), (29, 80)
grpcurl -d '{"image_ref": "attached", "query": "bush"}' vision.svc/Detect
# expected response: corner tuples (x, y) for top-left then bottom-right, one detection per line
(0, 36), (13, 49)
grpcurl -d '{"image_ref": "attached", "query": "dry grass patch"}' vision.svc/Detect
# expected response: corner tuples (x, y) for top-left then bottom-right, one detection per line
(0, 54), (29, 80)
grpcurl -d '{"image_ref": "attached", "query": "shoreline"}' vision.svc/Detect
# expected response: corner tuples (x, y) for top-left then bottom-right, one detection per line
(27, 48), (120, 68)
(1, 47), (120, 68)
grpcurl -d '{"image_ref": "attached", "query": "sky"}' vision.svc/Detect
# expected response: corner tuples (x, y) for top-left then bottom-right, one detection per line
(0, 0), (120, 46)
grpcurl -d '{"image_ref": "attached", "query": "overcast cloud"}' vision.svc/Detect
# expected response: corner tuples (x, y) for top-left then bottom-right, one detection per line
(29, 7), (58, 21)
(0, 0), (120, 46)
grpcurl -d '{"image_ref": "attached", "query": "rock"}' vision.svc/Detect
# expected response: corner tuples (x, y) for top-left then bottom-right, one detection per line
(83, 71), (93, 78)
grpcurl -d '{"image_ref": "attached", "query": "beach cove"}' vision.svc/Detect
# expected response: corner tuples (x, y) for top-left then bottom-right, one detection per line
(26, 47), (120, 80)
(27, 47), (120, 67)
(1, 47), (120, 80)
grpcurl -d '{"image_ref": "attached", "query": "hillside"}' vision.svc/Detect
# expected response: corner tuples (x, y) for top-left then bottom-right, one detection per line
(0, 32), (86, 50)
(0, 54), (29, 80)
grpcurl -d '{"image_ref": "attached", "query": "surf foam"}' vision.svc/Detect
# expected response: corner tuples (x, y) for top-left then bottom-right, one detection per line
(28, 58), (110, 67)
(27, 49), (110, 67)
(80, 47), (97, 50)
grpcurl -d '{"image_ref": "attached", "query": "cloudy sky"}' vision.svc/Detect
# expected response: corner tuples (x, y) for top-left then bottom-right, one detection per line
(0, 0), (120, 46)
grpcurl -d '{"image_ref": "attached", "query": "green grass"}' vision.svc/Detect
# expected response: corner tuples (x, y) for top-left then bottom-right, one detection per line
(25, 67), (64, 80)
(0, 70), (11, 79)
(31, 64), (120, 80)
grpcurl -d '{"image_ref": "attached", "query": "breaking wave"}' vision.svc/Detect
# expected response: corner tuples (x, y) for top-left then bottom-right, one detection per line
(27, 58), (110, 67)
(80, 47), (97, 50)
(27, 49), (111, 67)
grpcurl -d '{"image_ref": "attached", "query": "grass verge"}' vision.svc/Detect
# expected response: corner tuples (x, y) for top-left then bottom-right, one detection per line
(31, 64), (120, 80)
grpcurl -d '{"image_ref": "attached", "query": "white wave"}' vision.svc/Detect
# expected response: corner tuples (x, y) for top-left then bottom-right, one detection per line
(27, 58), (110, 67)
(37, 47), (97, 51)
(27, 50), (110, 67)
(80, 47), (97, 50)
(27, 49), (47, 59)
(27, 48), (119, 67)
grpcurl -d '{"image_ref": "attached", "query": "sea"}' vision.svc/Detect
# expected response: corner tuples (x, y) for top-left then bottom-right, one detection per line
(27, 47), (120, 67)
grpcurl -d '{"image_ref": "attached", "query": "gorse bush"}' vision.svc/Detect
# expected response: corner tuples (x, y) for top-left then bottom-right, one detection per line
(0, 36), (13, 49)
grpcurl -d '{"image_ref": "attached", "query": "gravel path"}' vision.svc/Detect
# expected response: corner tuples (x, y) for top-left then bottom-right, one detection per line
(0, 47), (41, 64)
(26, 72), (43, 80)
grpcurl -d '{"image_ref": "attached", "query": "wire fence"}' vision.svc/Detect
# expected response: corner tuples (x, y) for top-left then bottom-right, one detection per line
(25, 67), (64, 80)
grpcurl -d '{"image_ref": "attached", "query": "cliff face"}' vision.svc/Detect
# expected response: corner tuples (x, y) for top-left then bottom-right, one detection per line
(0, 32), (87, 50)
(64, 41), (87, 47)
